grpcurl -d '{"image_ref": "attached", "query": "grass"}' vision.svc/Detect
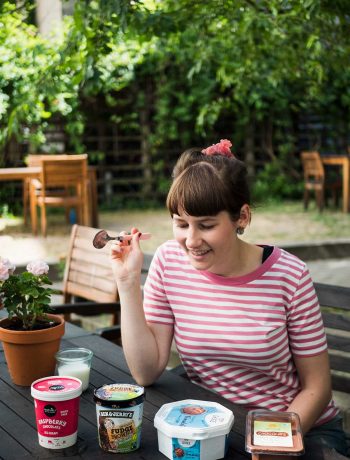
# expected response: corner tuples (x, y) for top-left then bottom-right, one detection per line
(247, 202), (350, 243)
(0, 200), (349, 263)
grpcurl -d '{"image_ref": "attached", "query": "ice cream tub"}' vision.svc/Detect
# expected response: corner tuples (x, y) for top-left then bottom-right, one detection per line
(31, 376), (82, 449)
(245, 410), (304, 456)
(154, 399), (234, 460)
(93, 383), (145, 453)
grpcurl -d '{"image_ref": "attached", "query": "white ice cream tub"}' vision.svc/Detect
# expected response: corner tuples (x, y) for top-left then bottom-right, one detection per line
(154, 399), (234, 460)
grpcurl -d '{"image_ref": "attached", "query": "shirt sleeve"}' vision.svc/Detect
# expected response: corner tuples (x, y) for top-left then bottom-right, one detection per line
(143, 245), (175, 326)
(287, 265), (328, 357)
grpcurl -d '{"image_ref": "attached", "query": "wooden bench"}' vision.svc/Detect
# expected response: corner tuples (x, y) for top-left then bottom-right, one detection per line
(314, 282), (350, 433)
(315, 283), (350, 393)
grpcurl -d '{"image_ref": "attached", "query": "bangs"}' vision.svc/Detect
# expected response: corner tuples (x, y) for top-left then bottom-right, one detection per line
(167, 163), (229, 217)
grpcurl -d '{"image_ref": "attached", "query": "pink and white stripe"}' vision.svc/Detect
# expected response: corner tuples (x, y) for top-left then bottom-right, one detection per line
(143, 241), (338, 425)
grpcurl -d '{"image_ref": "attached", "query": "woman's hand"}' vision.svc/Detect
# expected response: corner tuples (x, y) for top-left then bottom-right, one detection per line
(110, 227), (144, 284)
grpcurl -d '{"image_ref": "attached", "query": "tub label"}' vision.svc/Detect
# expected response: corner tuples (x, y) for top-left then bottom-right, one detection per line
(253, 420), (293, 447)
(34, 398), (79, 442)
(172, 438), (200, 459)
(96, 404), (143, 453)
(99, 410), (133, 418)
(165, 403), (228, 428)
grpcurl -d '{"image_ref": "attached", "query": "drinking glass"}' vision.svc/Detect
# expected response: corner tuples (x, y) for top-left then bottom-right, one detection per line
(56, 348), (93, 391)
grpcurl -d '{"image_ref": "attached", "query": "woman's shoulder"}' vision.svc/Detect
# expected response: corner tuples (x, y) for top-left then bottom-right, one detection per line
(278, 246), (307, 264)
(154, 240), (187, 262)
(258, 245), (307, 270)
(276, 246), (309, 273)
(150, 240), (190, 274)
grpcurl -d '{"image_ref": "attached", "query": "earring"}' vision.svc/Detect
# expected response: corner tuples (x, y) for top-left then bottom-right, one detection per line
(236, 227), (244, 235)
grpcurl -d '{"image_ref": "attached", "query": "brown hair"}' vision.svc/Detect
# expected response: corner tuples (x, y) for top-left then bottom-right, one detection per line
(166, 147), (250, 221)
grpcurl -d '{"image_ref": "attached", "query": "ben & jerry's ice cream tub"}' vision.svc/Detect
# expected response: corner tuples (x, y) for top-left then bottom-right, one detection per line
(154, 399), (234, 460)
(93, 383), (145, 453)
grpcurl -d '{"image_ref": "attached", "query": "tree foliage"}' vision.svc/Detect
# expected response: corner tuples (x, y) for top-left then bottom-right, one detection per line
(1, 0), (350, 199)
(0, 0), (144, 157)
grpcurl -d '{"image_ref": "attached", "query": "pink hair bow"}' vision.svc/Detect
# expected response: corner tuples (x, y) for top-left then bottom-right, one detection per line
(201, 139), (234, 158)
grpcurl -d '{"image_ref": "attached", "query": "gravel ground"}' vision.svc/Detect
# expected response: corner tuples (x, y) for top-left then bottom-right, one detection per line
(1, 203), (350, 266)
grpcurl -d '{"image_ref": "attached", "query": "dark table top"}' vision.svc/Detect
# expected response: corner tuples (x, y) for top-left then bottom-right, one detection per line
(0, 316), (348, 460)
(0, 320), (250, 460)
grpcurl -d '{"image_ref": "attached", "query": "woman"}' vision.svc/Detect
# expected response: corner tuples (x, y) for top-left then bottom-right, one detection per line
(110, 139), (348, 458)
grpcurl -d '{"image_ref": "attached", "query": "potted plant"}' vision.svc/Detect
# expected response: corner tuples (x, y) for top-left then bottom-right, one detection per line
(0, 258), (65, 386)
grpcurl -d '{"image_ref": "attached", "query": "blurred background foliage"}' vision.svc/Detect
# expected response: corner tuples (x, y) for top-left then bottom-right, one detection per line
(1, 0), (350, 207)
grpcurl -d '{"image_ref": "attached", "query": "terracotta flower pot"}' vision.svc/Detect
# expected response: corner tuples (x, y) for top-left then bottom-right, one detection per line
(0, 314), (65, 386)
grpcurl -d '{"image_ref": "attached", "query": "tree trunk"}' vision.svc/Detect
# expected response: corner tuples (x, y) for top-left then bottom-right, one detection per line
(262, 116), (276, 161)
(4, 136), (22, 166)
(244, 118), (255, 180)
(36, 0), (62, 37)
(139, 84), (153, 198)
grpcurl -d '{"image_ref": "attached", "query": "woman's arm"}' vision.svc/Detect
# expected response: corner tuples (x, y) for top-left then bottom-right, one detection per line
(285, 267), (332, 433)
(287, 350), (332, 433)
(261, 351), (332, 460)
(110, 230), (173, 386)
(262, 353), (332, 459)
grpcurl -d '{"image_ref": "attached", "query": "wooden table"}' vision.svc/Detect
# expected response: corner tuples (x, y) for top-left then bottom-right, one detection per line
(0, 315), (347, 460)
(0, 320), (248, 460)
(0, 166), (99, 228)
(0, 166), (42, 181)
(321, 155), (350, 213)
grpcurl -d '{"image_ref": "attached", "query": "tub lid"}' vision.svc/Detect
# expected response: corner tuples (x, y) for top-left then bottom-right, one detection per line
(31, 376), (82, 401)
(94, 383), (144, 402)
(154, 399), (234, 440)
(245, 410), (304, 455)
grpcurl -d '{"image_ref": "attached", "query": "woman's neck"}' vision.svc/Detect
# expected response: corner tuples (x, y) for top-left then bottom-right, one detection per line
(218, 240), (264, 278)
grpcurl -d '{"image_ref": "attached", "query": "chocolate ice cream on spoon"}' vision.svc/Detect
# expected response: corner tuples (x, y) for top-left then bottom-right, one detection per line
(93, 230), (151, 249)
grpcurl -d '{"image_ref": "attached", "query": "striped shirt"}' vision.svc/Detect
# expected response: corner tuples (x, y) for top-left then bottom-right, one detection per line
(143, 240), (338, 425)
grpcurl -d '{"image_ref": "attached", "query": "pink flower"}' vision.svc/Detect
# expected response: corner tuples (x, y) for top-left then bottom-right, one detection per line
(26, 260), (49, 276)
(0, 267), (10, 281)
(201, 139), (234, 158)
(0, 258), (16, 281)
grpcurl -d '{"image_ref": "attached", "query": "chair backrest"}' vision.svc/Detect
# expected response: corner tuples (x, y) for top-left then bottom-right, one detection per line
(62, 224), (119, 303)
(39, 154), (88, 189)
(300, 151), (325, 183)
(27, 154), (74, 167)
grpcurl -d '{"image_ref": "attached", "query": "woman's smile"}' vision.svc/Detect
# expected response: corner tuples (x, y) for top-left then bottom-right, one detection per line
(172, 210), (240, 275)
(188, 248), (212, 260)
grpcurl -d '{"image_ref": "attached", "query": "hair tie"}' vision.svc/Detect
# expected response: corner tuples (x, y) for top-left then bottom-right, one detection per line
(201, 139), (234, 158)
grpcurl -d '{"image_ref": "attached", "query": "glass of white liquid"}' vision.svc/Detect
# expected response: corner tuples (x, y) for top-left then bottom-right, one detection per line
(56, 348), (93, 391)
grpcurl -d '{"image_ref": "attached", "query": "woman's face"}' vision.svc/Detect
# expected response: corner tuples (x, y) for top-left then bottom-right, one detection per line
(172, 209), (239, 276)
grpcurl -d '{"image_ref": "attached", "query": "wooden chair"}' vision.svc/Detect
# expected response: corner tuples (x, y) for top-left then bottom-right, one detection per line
(24, 154), (99, 229)
(24, 154), (72, 226)
(51, 224), (120, 326)
(300, 151), (341, 211)
(49, 224), (153, 344)
(29, 154), (88, 236)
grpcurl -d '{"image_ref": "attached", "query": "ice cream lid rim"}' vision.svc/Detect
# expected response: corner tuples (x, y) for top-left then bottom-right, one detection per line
(94, 383), (144, 401)
(32, 376), (81, 390)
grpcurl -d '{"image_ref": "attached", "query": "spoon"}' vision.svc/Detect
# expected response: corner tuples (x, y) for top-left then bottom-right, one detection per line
(93, 230), (151, 249)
